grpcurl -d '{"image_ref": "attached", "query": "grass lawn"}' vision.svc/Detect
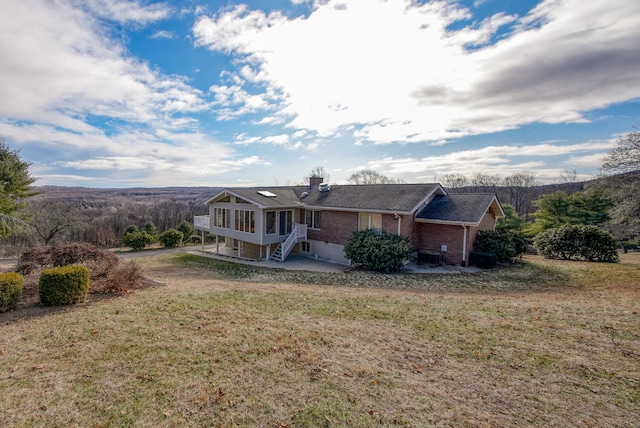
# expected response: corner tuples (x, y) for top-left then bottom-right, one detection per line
(1, 254), (638, 427)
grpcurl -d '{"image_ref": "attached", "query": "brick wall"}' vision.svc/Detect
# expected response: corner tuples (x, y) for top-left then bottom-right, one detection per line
(307, 211), (358, 245)
(309, 211), (416, 245)
(416, 223), (466, 265)
(416, 209), (498, 265)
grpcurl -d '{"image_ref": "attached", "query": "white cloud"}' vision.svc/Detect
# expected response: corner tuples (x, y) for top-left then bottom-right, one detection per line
(0, 0), (206, 134)
(75, 0), (170, 24)
(151, 30), (174, 39)
(0, 0), (234, 186)
(365, 141), (615, 182)
(193, 0), (640, 145)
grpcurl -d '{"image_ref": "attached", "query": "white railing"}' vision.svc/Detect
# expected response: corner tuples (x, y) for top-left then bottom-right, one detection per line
(278, 223), (307, 261)
(194, 215), (210, 231)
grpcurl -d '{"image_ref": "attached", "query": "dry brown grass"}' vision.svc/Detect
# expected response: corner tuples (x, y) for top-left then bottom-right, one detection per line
(1, 253), (638, 427)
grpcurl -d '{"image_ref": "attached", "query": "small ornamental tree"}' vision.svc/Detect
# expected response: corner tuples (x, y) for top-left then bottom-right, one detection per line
(473, 229), (528, 263)
(0, 272), (23, 312)
(143, 222), (158, 241)
(159, 228), (184, 248)
(123, 231), (154, 251)
(534, 224), (619, 263)
(344, 229), (412, 273)
(177, 220), (196, 243)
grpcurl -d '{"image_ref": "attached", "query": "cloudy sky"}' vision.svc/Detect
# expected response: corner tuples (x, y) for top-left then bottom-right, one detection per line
(1, 0), (638, 188)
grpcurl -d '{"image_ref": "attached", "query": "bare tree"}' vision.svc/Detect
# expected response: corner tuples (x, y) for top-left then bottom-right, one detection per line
(559, 169), (581, 194)
(470, 173), (501, 192)
(598, 130), (640, 240)
(440, 173), (469, 189)
(601, 131), (640, 173)
(347, 169), (399, 184)
(303, 166), (330, 185)
(503, 171), (539, 217)
(28, 200), (81, 245)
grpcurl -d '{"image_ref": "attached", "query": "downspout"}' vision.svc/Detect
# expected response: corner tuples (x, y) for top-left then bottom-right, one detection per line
(395, 214), (401, 236)
(461, 224), (468, 266)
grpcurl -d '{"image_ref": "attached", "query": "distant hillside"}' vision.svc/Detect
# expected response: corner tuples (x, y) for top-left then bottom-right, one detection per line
(30, 170), (639, 211)
(30, 186), (223, 208)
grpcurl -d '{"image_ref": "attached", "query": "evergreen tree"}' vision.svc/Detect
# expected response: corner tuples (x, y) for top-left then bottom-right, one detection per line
(0, 138), (37, 237)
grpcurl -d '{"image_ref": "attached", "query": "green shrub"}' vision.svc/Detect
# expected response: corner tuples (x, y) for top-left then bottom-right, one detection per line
(473, 229), (528, 263)
(39, 265), (90, 306)
(123, 231), (154, 251)
(344, 229), (412, 273)
(534, 224), (619, 263)
(0, 272), (24, 312)
(159, 229), (184, 248)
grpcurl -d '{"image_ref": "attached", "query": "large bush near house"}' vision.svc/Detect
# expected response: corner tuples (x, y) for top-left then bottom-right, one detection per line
(473, 229), (528, 263)
(534, 224), (619, 263)
(0, 272), (23, 312)
(344, 229), (412, 273)
(159, 228), (184, 248)
(39, 265), (90, 306)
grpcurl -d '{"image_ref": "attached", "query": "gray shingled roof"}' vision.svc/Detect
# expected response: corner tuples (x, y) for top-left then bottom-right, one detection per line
(209, 183), (443, 213)
(415, 193), (501, 224)
(294, 183), (442, 212)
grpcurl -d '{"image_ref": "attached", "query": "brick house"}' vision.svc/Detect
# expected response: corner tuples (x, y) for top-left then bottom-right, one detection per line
(194, 177), (504, 266)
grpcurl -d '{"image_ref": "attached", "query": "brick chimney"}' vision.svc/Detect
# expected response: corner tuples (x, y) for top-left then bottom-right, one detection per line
(309, 175), (324, 189)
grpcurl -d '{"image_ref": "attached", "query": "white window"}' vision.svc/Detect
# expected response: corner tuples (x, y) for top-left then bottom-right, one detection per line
(214, 208), (230, 229)
(305, 210), (321, 229)
(234, 209), (255, 233)
(279, 210), (293, 236)
(359, 212), (382, 231)
(266, 211), (276, 235)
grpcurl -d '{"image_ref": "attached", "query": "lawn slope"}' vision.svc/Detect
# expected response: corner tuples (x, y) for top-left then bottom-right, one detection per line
(1, 254), (638, 427)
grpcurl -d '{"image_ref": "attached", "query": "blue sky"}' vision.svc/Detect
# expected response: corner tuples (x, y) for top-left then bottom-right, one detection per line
(1, 0), (638, 188)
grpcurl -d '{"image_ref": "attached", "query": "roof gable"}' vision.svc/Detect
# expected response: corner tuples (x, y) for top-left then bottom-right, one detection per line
(416, 193), (504, 225)
(206, 188), (303, 208)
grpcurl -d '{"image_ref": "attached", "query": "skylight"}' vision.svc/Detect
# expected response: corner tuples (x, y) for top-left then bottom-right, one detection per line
(257, 190), (277, 197)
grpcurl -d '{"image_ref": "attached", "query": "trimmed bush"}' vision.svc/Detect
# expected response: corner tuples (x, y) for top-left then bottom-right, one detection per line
(344, 229), (412, 273)
(534, 224), (619, 263)
(123, 231), (154, 251)
(39, 265), (90, 306)
(473, 229), (528, 263)
(159, 229), (184, 248)
(0, 272), (24, 312)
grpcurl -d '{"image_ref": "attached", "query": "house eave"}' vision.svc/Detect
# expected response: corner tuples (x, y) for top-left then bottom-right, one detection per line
(414, 218), (481, 227)
(299, 205), (413, 215)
